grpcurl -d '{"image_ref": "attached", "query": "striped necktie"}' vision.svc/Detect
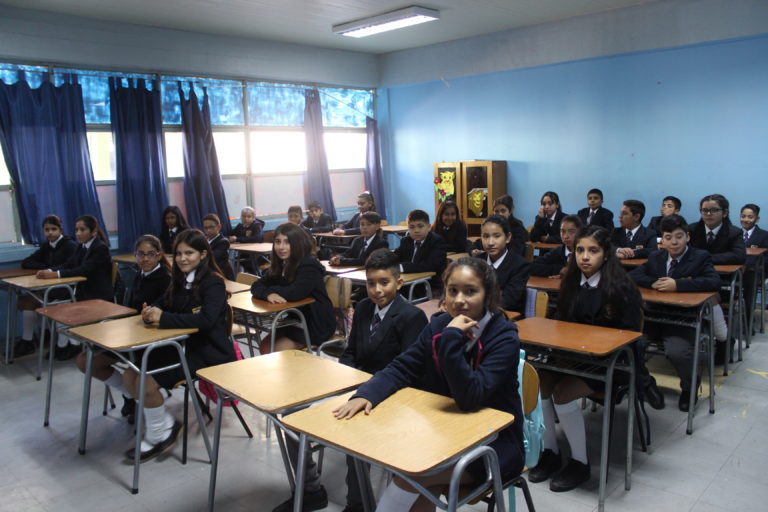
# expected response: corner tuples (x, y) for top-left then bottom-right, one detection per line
(707, 231), (715, 245)
(369, 313), (382, 336)
(668, 258), (678, 277)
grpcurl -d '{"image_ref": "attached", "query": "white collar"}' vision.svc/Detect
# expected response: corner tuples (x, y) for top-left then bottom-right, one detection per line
(564, 246), (572, 258)
(744, 227), (754, 237)
(373, 298), (395, 321)
(83, 237), (96, 249)
(486, 249), (507, 269)
(169, 226), (178, 234)
(465, 311), (493, 352)
(363, 234), (376, 246)
(142, 263), (161, 277)
(667, 246), (688, 264)
(184, 269), (196, 289)
(49, 234), (63, 248)
(626, 225), (640, 237)
(590, 208), (598, 215)
(580, 270), (602, 288)
(548, 212), (557, 222)
(207, 233), (222, 244)
(706, 223), (722, 237)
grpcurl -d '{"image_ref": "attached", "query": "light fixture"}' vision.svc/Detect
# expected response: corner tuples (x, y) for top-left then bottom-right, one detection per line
(333, 6), (440, 38)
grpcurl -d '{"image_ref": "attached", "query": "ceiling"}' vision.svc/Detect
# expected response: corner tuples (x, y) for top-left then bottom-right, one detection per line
(2, 0), (655, 54)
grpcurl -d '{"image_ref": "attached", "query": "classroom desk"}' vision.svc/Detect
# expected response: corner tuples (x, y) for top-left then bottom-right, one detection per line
(284, 387), (513, 512)
(527, 241), (561, 251)
(36, 299), (136, 425)
(446, 252), (469, 261)
(230, 242), (272, 272)
(228, 292), (314, 356)
(70, 315), (209, 494)
(341, 270), (435, 304)
(746, 247), (766, 335)
(320, 260), (362, 274)
(0, 268), (37, 361)
(639, 288), (718, 433)
(224, 279), (251, 294)
(516, 317), (640, 512)
(619, 258), (647, 267)
(196, 350), (371, 512)
(380, 225), (408, 237)
(1, 274), (86, 365)
(113, 253), (173, 266)
(715, 264), (747, 372)
(526, 275), (561, 293)
(311, 232), (359, 251)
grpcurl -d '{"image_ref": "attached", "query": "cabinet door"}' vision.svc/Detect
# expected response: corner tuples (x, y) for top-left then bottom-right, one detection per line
(463, 163), (490, 220)
(434, 162), (461, 214)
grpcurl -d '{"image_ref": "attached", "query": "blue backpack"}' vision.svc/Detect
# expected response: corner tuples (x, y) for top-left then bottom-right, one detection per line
(518, 349), (545, 468)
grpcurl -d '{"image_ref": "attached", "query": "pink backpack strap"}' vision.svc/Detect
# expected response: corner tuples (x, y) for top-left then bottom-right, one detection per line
(431, 333), (443, 374)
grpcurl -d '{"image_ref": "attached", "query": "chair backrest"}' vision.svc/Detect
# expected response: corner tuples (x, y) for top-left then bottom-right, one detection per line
(398, 221), (407, 226)
(535, 291), (549, 318)
(263, 231), (275, 243)
(111, 261), (119, 286)
(525, 243), (535, 262)
(324, 275), (351, 309)
(236, 272), (259, 286)
(527, 224), (534, 233)
(521, 361), (540, 415)
(225, 303), (234, 337)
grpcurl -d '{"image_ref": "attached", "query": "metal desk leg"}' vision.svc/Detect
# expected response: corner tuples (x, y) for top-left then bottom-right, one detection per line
(36, 315), (48, 381)
(598, 352), (618, 512)
(354, 459), (375, 512)
(44, 322), (63, 426)
(708, 301), (716, 416)
(293, 433), (308, 512)
(624, 347), (636, 491)
(77, 345), (94, 449)
(5, 288), (18, 364)
(273, 417), (296, 492)
(207, 387), (226, 512)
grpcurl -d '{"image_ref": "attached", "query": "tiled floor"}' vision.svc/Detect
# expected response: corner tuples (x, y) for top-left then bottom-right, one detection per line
(2, 331), (768, 512)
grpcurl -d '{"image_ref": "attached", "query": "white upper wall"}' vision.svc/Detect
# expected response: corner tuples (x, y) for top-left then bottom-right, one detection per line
(0, 6), (379, 87)
(380, 0), (768, 86)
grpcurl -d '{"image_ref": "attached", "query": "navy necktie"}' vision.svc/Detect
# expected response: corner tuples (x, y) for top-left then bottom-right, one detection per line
(412, 241), (422, 262)
(582, 282), (592, 290)
(625, 230), (633, 245)
(668, 258), (678, 277)
(707, 231), (715, 245)
(370, 313), (382, 335)
(744, 230), (749, 243)
(587, 211), (594, 225)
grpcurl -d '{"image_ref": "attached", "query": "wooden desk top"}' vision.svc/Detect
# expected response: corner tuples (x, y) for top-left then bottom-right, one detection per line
(526, 276), (561, 292)
(0, 268), (37, 279)
(502, 310), (523, 321)
(36, 300), (136, 326)
(747, 247), (767, 256)
(447, 252), (469, 261)
(321, 260), (363, 274)
(516, 317), (641, 356)
(68, 315), (197, 350)
(620, 258), (647, 267)
(196, 350), (371, 414)
(230, 242), (273, 254)
(639, 288), (719, 307)
(342, 270), (435, 284)
(224, 280), (251, 294)
(113, 253), (173, 265)
(1, 274), (86, 290)
(715, 264), (745, 275)
(527, 242), (562, 250)
(282, 388), (514, 475)
(312, 232), (359, 239)
(228, 292), (314, 314)
(380, 225), (408, 234)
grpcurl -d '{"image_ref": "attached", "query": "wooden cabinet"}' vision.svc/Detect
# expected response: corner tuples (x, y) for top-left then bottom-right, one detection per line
(433, 162), (461, 215)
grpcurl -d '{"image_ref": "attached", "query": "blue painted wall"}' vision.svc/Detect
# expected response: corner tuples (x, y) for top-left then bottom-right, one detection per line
(378, 34), (768, 227)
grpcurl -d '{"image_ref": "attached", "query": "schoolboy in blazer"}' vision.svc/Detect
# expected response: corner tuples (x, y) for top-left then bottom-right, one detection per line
(203, 214), (235, 281)
(394, 209), (448, 276)
(577, 188), (614, 231)
(647, 196), (685, 235)
(301, 201), (333, 233)
(329, 212), (388, 267)
(688, 194), (746, 265)
(611, 199), (657, 259)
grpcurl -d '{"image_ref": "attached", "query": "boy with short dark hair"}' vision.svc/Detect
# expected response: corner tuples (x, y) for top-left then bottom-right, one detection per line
(301, 200), (333, 233)
(577, 188), (614, 230)
(329, 212), (388, 267)
(394, 209), (447, 276)
(202, 213), (235, 281)
(648, 196), (685, 234)
(287, 205), (303, 225)
(611, 199), (658, 259)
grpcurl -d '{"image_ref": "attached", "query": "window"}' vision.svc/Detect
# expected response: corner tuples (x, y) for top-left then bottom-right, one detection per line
(320, 88), (374, 128)
(249, 131), (307, 174)
(0, 148), (10, 186)
(213, 132), (247, 175)
(86, 132), (116, 181)
(162, 78), (244, 125)
(324, 132), (367, 170)
(248, 82), (305, 127)
(164, 132), (185, 178)
(0, 64), (48, 88)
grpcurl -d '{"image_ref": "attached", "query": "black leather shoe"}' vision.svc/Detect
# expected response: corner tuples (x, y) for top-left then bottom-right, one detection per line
(342, 505), (364, 512)
(55, 343), (82, 361)
(13, 339), (36, 357)
(549, 458), (590, 492)
(678, 389), (699, 412)
(528, 448), (561, 483)
(121, 395), (135, 425)
(124, 421), (182, 462)
(714, 341), (726, 365)
(645, 377), (665, 410)
(272, 486), (328, 512)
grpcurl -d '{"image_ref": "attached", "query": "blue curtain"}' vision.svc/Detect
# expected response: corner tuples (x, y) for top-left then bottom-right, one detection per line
(179, 83), (230, 232)
(304, 89), (336, 221)
(364, 117), (387, 220)
(110, 77), (169, 251)
(0, 74), (106, 244)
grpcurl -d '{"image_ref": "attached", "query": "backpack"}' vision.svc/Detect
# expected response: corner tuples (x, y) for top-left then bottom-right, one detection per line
(518, 348), (545, 468)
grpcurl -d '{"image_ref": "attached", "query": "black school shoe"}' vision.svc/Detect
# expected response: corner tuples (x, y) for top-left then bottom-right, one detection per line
(644, 377), (665, 410)
(272, 486), (328, 512)
(550, 458), (590, 492)
(55, 343), (82, 361)
(528, 448), (561, 483)
(13, 338), (36, 357)
(678, 388), (699, 412)
(121, 396), (136, 425)
(123, 421), (182, 463)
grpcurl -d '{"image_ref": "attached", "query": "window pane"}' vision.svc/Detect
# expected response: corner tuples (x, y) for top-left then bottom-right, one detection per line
(324, 132), (366, 170)
(0, 189), (17, 243)
(0, 146), (10, 186)
(164, 132), (184, 178)
(248, 82), (305, 127)
(0, 63), (48, 88)
(87, 132), (116, 181)
(213, 131), (246, 175)
(320, 88), (374, 128)
(250, 131), (306, 174)
(161, 77), (244, 126)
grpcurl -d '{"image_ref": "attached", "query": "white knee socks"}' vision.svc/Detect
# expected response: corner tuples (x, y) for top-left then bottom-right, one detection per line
(554, 400), (588, 464)
(22, 311), (35, 341)
(375, 482), (419, 512)
(541, 398), (559, 453)
(143, 404), (174, 447)
(712, 304), (728, 342)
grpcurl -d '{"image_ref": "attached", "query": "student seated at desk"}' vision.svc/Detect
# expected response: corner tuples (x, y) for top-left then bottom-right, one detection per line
(273, 250), (428, 512)
(202, 213), (234, 281)
(128, 229), (235, 461)
(476, 215), (530, 313)
(529, 226), (649, 492)
(333, 258), (524, 512)
(251, 223), (335, 352)
(329, 211), (388, 267)
(37, 215), (114, 360)
(628, 215), (722, 411)
(577, 188), (614, 230)
(469, 195), (529, 257)
(228, 206), (265, 244)
(647, 195), (686, 235)
(287, 205), (303, 225)
(75, 234), (172, 425)
(431, 200), (469, 254)
(611, 199), (657, 259)
(158, 206), (189, 255)
(530, 191), (566, 244)
(530, 215), (583, 277)
(394, 209), (447, 288)
(15, 214), (79, 357)
(300, 200), (333, 233)
(740, 203), (768, 325)
(333, 191), (376, 236)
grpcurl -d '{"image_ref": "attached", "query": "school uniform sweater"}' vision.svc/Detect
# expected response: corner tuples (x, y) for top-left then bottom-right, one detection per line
(208, 233), (235, 281)
(394, 231), (448, 276)
(577, 207), (615, 231)
(353, 311), (525, 479)
(743, 225), (768, 272)
(336, 234), (389, 267)
(688, 221), (746, 265)
(21, 235), (79, 270)
(301, 214), (333, 233)
(475, 250), (530, 313)
(54, 238), (114, 301)
(628, 247), (721, 293)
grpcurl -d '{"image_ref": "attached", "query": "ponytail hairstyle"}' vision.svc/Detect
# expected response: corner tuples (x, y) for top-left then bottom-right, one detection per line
(558, 226), (640, 326)
(432, 201), (464, 243)
(267, 223), (314, 282)
(167, 229), (222, 302)
(358, 191), (376, 213)
(134, 234), (171, 272)
(41, 214), (64, 230)
(442, 257), (500, 315)
(75, 215), (109, 247)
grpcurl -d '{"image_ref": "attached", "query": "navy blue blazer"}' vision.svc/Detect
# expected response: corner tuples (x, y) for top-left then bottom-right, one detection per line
(125, 265), (171, 311)
(341, 212), (365, 235)
(394, 231), (448, 276)
(475, 251), (530, 313)
(231, 219), (265, 243)
(353, 311), (524, 479)
(436, 221), (469, 254)
(530, 245), (569, 277)
(530, 211), (566, 244)
(628, 247), (721, 292)
(577, 207), (614, 231)
(744, 225), (768, 272)
(54, 238), (114, 301)
(688, 221), (746, 265)
(610, 225), (658, 258)
(337, 234), (389, 267)
(339, 295), (427, 374)
(301, 213), (333, 233)
(647, 215), (687, 235)
(208, 234), (235, 281)
(22, 235), (79, 270)
(469, 220), (529, 258)
(159, 227), (188, 255)
(251, 255), (335, 345)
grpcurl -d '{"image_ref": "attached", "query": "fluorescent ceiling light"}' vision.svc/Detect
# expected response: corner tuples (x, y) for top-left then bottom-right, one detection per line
(333, 6), (440, 38)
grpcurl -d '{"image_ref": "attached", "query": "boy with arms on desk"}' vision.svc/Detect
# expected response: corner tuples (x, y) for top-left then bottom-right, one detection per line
(611, 199), (657, 259)
(394, 209), (448, 289)
(628, 215), (721, 411)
